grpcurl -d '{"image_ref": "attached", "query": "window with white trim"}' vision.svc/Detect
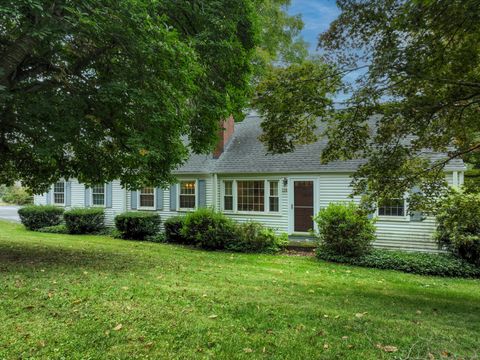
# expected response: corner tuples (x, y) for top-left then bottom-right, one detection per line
(237, 180), (265, 212)
(92, 184), (105, 206)
(378, 198), (405, 217)
(139, 187), (155, 208)
(223, 181), (233, 211)
(269, 181), (279, 212)
(53, 181), (65, 205)
(179, 181), (196, 209)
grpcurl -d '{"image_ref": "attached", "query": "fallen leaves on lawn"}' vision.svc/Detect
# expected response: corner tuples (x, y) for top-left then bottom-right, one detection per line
(208, 314), (218, 319)
(243, 348), (253, 353)
(376, 344), (398, 353)
(355, 312), (368, 318)
(323, 343), (329, 349)
(113, 324), (123, 331)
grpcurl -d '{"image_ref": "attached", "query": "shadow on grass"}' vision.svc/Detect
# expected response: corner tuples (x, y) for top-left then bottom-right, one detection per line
(0, 243), (140, 272)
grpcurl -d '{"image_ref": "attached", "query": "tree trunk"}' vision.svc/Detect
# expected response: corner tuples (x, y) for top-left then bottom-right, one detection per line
(0, 35), (36, 89)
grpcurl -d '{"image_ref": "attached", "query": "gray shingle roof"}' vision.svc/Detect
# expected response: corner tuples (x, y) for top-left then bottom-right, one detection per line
(174, 115), (466, 174)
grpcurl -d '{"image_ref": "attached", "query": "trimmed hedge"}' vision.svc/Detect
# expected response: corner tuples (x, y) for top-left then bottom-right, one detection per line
(228, 221), (288, 253)
(114, 212), (161, 240)
(37, 224), (69, 234)
(313, 202), (376, 257)
(64, 208), (105, 234)
(181, 208), (237, 250)
(317, 249), (480, 278)
(164, 216), (187, 244)
(18, 205), (64, 230)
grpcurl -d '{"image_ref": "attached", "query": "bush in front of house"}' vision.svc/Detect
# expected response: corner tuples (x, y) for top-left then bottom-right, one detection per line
(164, 216), (188, 244)
(317, 249), (480, 278)
(64, 208), (105, 234)
(313, 202), (376, 258)
(435, 191), (480, 266)
(37, 224), (69, 234)
(181, 208), (238, 250)
(114, 211), (161, 240)
(18, 205), (64, 230)
(227, 221), (288, 253)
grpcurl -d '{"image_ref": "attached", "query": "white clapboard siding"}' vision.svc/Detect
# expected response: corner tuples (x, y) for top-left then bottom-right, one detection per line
(215, 175), (289, 233)
(126, 175), (214, 229)
(31, 170), (463, 253)
(33, 179), (127, 226)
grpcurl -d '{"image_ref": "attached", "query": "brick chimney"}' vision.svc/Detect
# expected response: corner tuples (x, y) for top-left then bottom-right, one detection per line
(213, 115), (235, 159)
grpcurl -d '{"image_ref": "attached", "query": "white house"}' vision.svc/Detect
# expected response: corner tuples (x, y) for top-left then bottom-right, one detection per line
(34, 115), (466, 252)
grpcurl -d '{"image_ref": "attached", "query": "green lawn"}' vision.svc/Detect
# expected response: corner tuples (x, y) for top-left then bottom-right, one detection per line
(1, 221), (479, 359)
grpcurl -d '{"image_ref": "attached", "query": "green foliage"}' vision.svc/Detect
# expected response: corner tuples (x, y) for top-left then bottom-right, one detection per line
(1, 0), (302, 191)
(164, 216), (188, 244)
(256, 0), (480, 211)
(255, 60), (340, 153)
(1, 185), (33, 205)
(114, 212), (161, 240)
(227, 221), (288, 253)
(145, 232), (167, 244)
(37, 224), (69, 234)
(317, 249), (480, 279)
(181, 208), (238, 250)
(18, 205), (64, 230)
(63, 208), (105, 234)
(464, 169), (480, 193)
(313, 202), (376, 257)
(435, 191), (480, 266)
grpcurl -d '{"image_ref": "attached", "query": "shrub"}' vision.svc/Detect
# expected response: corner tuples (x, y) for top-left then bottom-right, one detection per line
(317, 249), (480, 278)
(64, 208), (105, 234)
(37, 224), (69, 234)
(2, 185), (33, 205)
(115, 212), (161, 240)
(164, 216), (188, 244)
(181, 208), (238, 250)
(227, 221), (288, 253)
(313, 202), (376, 257)
(435, 191), (480, 266)
(18, 205), (64, 230)
(145, 232), (167, 243)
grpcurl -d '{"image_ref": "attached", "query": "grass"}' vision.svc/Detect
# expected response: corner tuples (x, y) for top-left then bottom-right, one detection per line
(0, 220), (479, 359)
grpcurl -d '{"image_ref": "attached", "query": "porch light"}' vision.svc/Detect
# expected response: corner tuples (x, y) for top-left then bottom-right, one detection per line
(282, 177), (288, 187)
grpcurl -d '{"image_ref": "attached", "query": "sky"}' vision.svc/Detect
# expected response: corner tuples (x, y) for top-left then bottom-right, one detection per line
(287, 0), (340, 54)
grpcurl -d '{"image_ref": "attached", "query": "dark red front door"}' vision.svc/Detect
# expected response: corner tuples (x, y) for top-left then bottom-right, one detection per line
(294, 181), (314, 232)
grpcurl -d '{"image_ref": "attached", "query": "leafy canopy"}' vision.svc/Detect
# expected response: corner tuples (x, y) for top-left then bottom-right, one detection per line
(0, 0), (306, 192)
(256, 0), (480, 210)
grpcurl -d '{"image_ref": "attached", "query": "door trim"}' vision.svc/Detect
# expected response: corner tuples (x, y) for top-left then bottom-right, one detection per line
(288, 177), (318, 234)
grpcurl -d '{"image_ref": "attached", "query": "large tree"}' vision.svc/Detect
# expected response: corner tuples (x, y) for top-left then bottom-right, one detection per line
(256, 0), (480, 211)
(0, 0), (306, 192)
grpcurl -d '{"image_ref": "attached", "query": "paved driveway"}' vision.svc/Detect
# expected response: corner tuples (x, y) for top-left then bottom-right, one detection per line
(0, 205), (21, 222)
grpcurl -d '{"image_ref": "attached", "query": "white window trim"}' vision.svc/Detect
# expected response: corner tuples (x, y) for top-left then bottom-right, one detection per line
(177, 180), (198, 212)
(91, 184), (106, 207)
(222, 180), (234, 213)
(221, 179), (281, 215)
(138, 187), (156, 210)
(376, 195), (410, 221)
(268, 180), (280, 213)
(52, 181), (65, 206)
